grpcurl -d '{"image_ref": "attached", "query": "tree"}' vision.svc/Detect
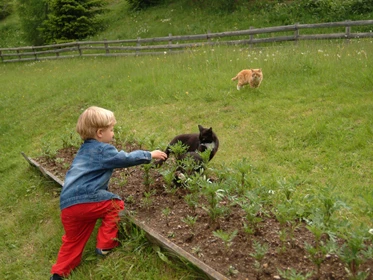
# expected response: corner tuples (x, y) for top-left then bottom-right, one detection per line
(17, 0), (49, 46)
(41, 0), (106, 43)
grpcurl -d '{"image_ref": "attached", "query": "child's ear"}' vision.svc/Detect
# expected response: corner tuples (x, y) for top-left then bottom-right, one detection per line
(96, 128), (103, 138)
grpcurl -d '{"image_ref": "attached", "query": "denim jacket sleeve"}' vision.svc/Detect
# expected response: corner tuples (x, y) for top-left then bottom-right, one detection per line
(102, 144), (152, 169)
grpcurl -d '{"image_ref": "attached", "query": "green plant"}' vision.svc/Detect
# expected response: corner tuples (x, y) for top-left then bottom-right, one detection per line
(305, 217), (337, 279)
(141, 190), (155, 209)
(278, 268), (313, 280)
(201, 181), (227, 226)
(60, 128), (81, 148)
(239, 198), (263, 236)
(168, 141), (189, 159)
(162, 207), (171, 226)
(40, 138), (57, 159)
(184, 193), (199, 213)
(227, 265), (239, 277)
(142, 163), (154, 191)
(338, 228), (371, 280)
(250, 240), (269, 279)
(181, 215), (197, 234)
(233, 157), (255, 194)
(159, 168), (175, 191)
(212, 229), (238, 254)
(41, 0), (107, 43)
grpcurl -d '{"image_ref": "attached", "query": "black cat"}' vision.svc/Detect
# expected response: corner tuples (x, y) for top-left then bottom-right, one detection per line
(156, 124), (219, 167)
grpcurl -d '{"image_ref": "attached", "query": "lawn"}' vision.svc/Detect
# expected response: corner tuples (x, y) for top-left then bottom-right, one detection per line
(1, 38), (373, 279)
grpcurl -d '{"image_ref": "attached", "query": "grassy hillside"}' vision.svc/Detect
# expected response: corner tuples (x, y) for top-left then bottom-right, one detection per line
(1, 1), (373, 279)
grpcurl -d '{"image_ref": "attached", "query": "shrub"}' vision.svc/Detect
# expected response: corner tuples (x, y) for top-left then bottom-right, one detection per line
(0, 0), (12, 20)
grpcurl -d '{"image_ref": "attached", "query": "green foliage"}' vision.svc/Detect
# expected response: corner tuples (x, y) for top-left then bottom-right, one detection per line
(212, 229), (238, 252)
(17, 0), (49, 45)
(127, 0), (166, 11)
(0, 0), (12, 20)
(278, 268), (313, 280)
(350, 0), (373, 14)
(190, 0), (240, 13)
(41, 0), (107, 43)
(338, 227), (371, 279)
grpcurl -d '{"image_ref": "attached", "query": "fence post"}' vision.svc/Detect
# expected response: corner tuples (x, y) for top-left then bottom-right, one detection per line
(294, 23), (299, 45)
(104, 39), (109, 54)
(136, 37), (141, 55)
(168, 33), (172, 53)
(32, 46), (37, 61)
(249, 26), (254, 48)
(207, 30), (211, 44)
(56, 45), (60, 58)
(345, 20), (351, 44)
(76, 41), (82, 57)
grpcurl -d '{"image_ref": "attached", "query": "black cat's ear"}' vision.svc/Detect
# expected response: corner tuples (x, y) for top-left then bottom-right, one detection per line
(198, 124), (203, 131)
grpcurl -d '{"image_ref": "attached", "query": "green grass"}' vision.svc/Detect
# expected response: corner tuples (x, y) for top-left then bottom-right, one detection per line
(1, 1), (373, 277)
(1, 39), (373, 279)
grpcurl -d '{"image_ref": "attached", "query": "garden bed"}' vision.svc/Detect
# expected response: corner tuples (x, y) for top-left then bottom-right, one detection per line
(22, 143), (373, 280)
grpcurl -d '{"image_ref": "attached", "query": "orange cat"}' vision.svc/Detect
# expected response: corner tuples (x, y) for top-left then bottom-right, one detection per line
(231, 69), (263, 90)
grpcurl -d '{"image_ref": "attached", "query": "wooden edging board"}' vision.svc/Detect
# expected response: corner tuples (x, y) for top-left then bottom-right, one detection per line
(21, 152), (229, 280)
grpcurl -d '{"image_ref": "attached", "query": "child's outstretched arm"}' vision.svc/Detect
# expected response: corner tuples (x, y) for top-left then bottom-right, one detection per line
(150, 150), (168, 160)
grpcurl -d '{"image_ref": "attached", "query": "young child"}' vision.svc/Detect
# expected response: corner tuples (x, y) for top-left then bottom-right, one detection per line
(50, 106), (167, 280)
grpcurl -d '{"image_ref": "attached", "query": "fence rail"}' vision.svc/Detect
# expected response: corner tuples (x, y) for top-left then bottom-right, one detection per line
(1, 20), (373, 63)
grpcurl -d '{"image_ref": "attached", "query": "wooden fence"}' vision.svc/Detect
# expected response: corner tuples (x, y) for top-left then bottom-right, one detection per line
(1, 20), (373, 63)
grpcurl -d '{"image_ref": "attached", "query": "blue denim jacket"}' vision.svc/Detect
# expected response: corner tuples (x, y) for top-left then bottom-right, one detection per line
(60, 139), (152, 210)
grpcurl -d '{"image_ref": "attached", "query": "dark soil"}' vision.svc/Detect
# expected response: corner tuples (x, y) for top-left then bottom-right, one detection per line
(34, 144), (373, 280)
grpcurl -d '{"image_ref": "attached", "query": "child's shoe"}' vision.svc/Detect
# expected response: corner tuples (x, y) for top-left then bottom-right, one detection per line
(95, 248), (113, 256)
(50, 274), (63, 280)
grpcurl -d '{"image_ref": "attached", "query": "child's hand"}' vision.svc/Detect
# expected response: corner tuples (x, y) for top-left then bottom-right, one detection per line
(150, 150), (167, 160)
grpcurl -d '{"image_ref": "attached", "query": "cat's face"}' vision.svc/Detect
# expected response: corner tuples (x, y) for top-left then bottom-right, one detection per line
(251, 69), (262, 78)
(198, 125), (214, 143)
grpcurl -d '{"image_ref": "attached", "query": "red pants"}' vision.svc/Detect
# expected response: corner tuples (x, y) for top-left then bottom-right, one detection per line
(51, 199), (124, 277)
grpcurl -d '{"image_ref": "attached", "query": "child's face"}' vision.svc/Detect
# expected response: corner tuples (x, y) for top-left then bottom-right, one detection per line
(98, 125), (115, 143)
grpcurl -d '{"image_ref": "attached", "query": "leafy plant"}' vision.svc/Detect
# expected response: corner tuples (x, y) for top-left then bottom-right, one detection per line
(274, 202), (301, 251)
(142, 163), (154, 192)
(305, 218), (337, 279)
(141, 190), (155, 209)
(278, 268), (313, 280)
(233, 157), (255, 194)
(250, 240), (269, 279)
(201, 181), (227, 226)
(160, 168), (176, 192)
(238, 197), (263, 236)
(60, 128), (81, 148)
(212, 229), (238, 254)
(40, 138), (57, 159)
(162, 207), (171, 227)
(181, 215), (197, 234)
(337, 228), (371, 280)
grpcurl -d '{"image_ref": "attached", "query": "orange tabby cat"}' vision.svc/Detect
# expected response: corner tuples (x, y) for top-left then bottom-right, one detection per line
(231, 69), (263, 90)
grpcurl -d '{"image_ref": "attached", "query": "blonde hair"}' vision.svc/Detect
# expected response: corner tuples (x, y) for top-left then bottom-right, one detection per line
(76, 106), (117, 140)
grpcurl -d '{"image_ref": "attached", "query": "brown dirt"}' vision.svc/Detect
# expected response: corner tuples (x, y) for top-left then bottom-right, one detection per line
(34, 144), (373, 280)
